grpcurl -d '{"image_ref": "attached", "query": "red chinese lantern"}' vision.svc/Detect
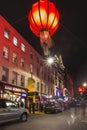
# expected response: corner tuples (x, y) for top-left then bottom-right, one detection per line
(28, 0), (60, 56)
(78, 86), (85, 94)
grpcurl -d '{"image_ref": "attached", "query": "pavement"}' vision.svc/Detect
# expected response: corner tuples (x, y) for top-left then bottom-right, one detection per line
(29, 111), (44, 115)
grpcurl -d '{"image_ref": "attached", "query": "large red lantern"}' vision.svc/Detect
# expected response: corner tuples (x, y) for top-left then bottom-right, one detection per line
(28, 0), (60, 56)
(78, 86), (85, 94)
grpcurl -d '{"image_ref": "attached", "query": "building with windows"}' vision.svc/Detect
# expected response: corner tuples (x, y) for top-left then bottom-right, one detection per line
(0, 15), (55, 107)
(0, 15), (74, 109)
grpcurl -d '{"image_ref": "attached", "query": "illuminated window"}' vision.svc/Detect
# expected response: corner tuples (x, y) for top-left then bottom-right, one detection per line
(20, 58), (24, 67)
(4, 29), (10, 39)
(12, 52), (17, 63)
(13, 36), (18, 46)
(21, 43), (25, 52)
(3, 46), (9, 59)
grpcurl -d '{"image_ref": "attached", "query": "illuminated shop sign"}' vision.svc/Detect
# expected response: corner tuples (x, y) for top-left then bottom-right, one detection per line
(4, 85), (21, 92)
(13, 87), (21, 92)
(21, 93), (27, 97)
(5, 85), (12, 91)
(4, 84), (27, 96)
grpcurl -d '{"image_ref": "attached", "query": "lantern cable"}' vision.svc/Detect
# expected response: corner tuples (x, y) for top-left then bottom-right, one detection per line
(59, 22), (87, 48)
(12, 15), (28, 24)
(12, 11), (86, 49)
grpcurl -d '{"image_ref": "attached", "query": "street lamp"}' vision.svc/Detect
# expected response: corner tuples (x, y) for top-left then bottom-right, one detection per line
(47, 57), (54, 64)
(47, 55), (59, 66)
(83, 82), (87, 88)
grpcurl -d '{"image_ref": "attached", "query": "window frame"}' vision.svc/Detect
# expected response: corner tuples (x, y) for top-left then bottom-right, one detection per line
(3, 46), (9, 59)
(13, 36), (18, 46)
(4, 29), (10, 39)
(21, 43), (25, 52)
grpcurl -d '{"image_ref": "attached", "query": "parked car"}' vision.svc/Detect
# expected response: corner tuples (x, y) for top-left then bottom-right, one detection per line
(0, 98), (29, 124)
(56, 98), (70, 110)
(44, 101), (62, 114)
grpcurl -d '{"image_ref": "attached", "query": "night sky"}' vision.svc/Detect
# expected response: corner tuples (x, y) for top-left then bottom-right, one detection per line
(0, 0), (87, 87)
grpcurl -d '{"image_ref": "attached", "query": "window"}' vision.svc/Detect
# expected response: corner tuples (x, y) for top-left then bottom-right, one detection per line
(4, 29), (10, 39)
(2, 67), (9, 82)
(37, 82), (39, 91)
(20, 75), (25, 87)
(44, 72), (46, 80)
(37, 67), (39, 76)
(6, 100), (16, 108)
(20, 58), (24, 67)
(44, 85), (46, 93)
(30, 64), (33, 73)
(12, 52), (17, 63)
(12, 71), (17, 85)
(37, 57), (39, 63)
(41, 83), (43, 93)
(30, 52), (33, 59)
(51, 88), (52, 95)
(13, 36), (18, 46)
(21, 43), (25, 52)
(48, 87), (50, 94)
(48, 75), (49, 82)
(3, 46), (9, 59)
(0, 100), (6, 108)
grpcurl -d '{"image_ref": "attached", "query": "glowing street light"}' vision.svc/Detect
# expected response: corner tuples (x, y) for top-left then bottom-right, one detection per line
(47, 55), (59, 66)
(83, 82), (87, 87)
(47, 57), (54, 64)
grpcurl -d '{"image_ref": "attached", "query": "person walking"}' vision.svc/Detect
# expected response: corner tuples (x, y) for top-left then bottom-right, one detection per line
(81, 98), (86, 119)
(32, 102), (35, 114)
(29, 103), (32, 114)
(40, 102), (43, 112)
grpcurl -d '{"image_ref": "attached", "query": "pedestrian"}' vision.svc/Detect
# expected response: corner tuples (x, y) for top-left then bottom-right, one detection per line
(74, 99), (77, 114)
(29, 103), (32, 114)
(32, 102), (35, 114)
(20, 101), (24, 108)
(81, 98), (86, 119)
(40, 102), (43, 112)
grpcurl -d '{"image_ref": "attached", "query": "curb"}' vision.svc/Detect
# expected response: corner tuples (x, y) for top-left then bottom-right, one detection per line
(30, 111), (44, 115)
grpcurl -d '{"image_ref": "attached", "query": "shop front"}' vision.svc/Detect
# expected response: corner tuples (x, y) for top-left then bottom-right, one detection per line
(0, 81), (28, 108)
(28, 91), (40, 110)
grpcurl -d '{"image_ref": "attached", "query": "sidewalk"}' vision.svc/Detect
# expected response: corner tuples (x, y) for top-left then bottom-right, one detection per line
(29, 110), (44, 115)
(35, 111), (44, 115)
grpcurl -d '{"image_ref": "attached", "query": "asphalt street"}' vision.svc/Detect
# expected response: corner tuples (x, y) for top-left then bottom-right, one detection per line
(0, 107), (87, 130)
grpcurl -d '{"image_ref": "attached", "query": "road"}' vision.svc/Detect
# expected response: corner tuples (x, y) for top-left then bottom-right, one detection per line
(0, 107), (87, 130)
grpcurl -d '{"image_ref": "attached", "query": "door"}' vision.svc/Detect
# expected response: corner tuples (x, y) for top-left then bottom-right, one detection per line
(0, 99), (11, 123)
(5, 100), (21, 120)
